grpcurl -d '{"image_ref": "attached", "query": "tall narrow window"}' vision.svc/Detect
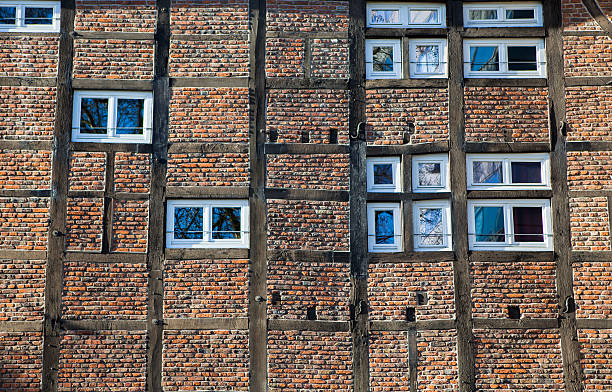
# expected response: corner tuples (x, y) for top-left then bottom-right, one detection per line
(413, 200), (452, 251)
(368, 203), (403, 252)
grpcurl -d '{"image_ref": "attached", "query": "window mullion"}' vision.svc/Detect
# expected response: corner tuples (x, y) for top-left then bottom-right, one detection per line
(505, 204), (514, 245)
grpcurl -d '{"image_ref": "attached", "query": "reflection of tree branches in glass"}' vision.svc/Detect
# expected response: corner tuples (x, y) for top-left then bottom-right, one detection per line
(415, 45), (440, 73)
(418, 163), (441, 186)
(373, 46), (394, 72)
(375, 210), (395, 244)
(174, 207), (203, 239)
(473, 161), (503, 184)
(212, 207), (241, 239)
(0, 7), (16, 24)
(80, 98), (108, 134)
(117, 99), (144, 135)
(474, 206), (505, 242)
(24, 7), (52, 24)
(419, 208), (443, 246)
(410, 10), (438, 24)
(469, 9), (497, 20)
(371, 10), (400, 24)
(470, 46), (499, 71)
(373, 164), (393, 185)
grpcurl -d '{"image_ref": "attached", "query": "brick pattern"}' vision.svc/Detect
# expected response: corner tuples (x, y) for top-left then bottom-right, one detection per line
(570, 197), (611, 251)
(471, 262), (558, 319)
(465, 87), (549, 143)
(562, 0), (612, 30)
(267, 199), (349, 250)
(169, 87), (249, 143)
(0, 332), (43, 392)
(311, 38), (349, 79)
(579, 329), (612, 391)
(0, 150), (51, 190)
(574, 262), (612, 319)
(567, 86), (612, 141)
(268, 330), (352, 391)
(266, 154), (349, 190)
(164, 259), (249, 318)
(0, 197), (48, 250)
(267, 0), (349, 32)
(170, 1), (249, 34)
(75, 0), (156, 32)
(0, 37), (58, 78)
(163, 330), (249, 392)
(65, 197), (103, 252)
(266, 38), (305, 77)
(73, 39), (154, 79)
(366, 89), (449, 145)
(0, 259), (45, 321)
(169, 39), (249, 77)
(416, 330), (458, 392)
(63, 262), (147, 320)
(167, 152), (249, 186)
(267, 89), (349, 144)
(69, 152), (106, 192)
(114, 152), (150, 194)
(369, 331), (410, 392)
(267, 260), (350, 320)
(111, 199), (148, 253)
(368, 262), (455, 321)
(0, 86), (56, 141)
(568, 151), (612, 190)
(58, 331), (147, 392)
(564, 36), (612, 78)
(474, 329), (564, 391)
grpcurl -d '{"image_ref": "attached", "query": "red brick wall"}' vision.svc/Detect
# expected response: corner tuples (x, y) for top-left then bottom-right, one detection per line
(0, 86), (56, 141)
(65, 197), (103, 252)
(0, 258), (45, 321)
(268, 330), (352, 391)
(370, 331), (410, 392)
(267, 0), (349, 32)
(579, 329), (612, 391)
(562, 0), (612, 30)
(0, 150), (51, 190)
(0, 332), (43, 392)
(69, 152), (106, 192)
(266, 38), (305, 78)
(0, 37), (58, 78)
(0, 197), (48, 250)
(366, 89), (449, 145)
(162, 330), (249, 391)
(111, 199), (148, 253)
(170, 0), (249, 34)
(465, 87), (549, 143)
(73, 39), (154, 79)
(169, 39), (249, 78)
(574, 262), (612, 318)
(267, 259), (350, 320)
(416, 330), (458, 392)
(167, 152), (249, 186)
(368, 262), (455, 321)
(58, 331), (147, 392)
(311, 38), (349, 79)
(564, 36), (612, 78)
(114, 153), (150, 194)
(266, 154), (349, 190)
(568, 151), (612, 190)
(570, 197), (611, 251)
(164, 258), (249, 318)
(567, 86), (612, 141)
(471, 261), (558, 318)
(75, 0), (156, 32)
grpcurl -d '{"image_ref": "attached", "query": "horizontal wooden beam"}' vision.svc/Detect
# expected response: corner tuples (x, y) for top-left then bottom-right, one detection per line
(472, 318), (559, 329)
(266, 77), (348, 90)
(64, 252), (147, 264)
(571, 251), (612, 263)
(166, 186), (249, 199)
(265, 143), (349, 155)
(0, 76), (56, 87)
(165, 317), (249, 331)
(467, 189), (553, 199)
(367, 191), (452, 201)
(576, 319), (612, 329)
(566, 141), (612, 151)
(171, 33), (249, 41)
(464, 142), (550, 153)
(569, 190), (612, 198)
(562, 30), (611, 36)
(367, 142), (450, 156)
(165, 248), (249, 260)
(0, 32), (58, 38)
(0, 321), (43, 332)
(0, 189), (51, 197)
(469, 251), (555, 263)
(72, 78), (153, 91)
(0, 140), (52, 151)
(365, 27), (447, 38)
(167, 142), (249, 154)
(267, 249), (350, 263)
(565, 76), (612, 86)
(268, 319), (350, 332)
(462, 27), (546, 38)
(368, 251), (455, 264)
(366, 79), (447, 89)
(369, 319), (455, 331)
(170, 77), (249, 88)
(464, 78), (547, 87)
(60, 319), (147, 331)
(265, 188), (349, 202)
(0, 250), (47, 260)
(73, 31), (154, 40)
(70, 142), (152, 153)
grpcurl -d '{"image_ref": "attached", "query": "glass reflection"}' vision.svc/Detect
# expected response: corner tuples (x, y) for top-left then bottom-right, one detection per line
(473, 161), (503, 184)
(469, 9), (497, 20)
(373, 46), (394, 72)
(371, 9), (400, 24)
(418, 162), (442, 187)
(511, 162), (541, 183)
(474, 206), (505, 242)
(506, 9), (534, 19)
(174, 207), (203, 239)
(419, 208), (443, 246)
(507, 46), (537, 71)
(116, 98), (145, 135)
(373, 163), (393, 185)
(470, 46), (499, 71)
(25, 7), (53, 25)
(415, 45), (440, 73)
(375, 210), (395, 244)
(410, 9), (438, 24)
(212, 207), (241, 239)
(513, 207), (543, 242)
(0, 7), (16, 24)
(80, 98), (108, 134)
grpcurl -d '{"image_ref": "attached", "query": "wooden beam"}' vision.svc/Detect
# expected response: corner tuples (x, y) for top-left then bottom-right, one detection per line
(581, 0), (612, 39)
(70, 142), (152, 153)
(369, 319), (455, 331)
(462, 27), (546, 38)
(464, 78), (547, 87)
(365, 79), (448, 89)
(64, 252), (147, 264)
(166, 186), (249, 199)
(268, 319), (350, 332)
(367, 142), (450, 156)
(571, 251), (612, 263)
(165, 317), (249, 331)
(566, 141), (612, 151)
(365, 27), (448, 38)
(0, 250), (47, 260)
(0, 189), (51, 197)
(0, 76), (56, 87)
(266, 77), (348, 90)
(72, 78), (153, 91)
(267, 250), (350, 263)
(472, 318), (559, 329)
(169, 77), (249, 88)
(0, 140), (52, 151)
(565, 76), (612, 86)
(470, 251), (555, 263)
(467, 190), (553, 199)
(576, 319), (612, 329)
(267, 31), (347, 39)
(0, 321), (43, 332)
(100, 152), (115, 254)
(165, 248), (249, 261)
(464, 142), (550, 153)
(171, 33), (249, 41)
(368, 251), (455, 264)
(167, 142), (248, 154)
(73, 31), (154, 40)
(60, 320), (147, 331)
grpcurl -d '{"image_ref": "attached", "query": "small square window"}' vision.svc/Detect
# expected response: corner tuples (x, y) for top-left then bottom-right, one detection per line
(467, 153), (550, 190)
(409, 39), (448, 78)
(167, 200), (249, 248)
(366, 3), (446, 28)
(366, 39), (402, 79)
(413, 199), (452, 251)
(412, 154), (449, 193)
(464, 39), (546, 78)
(370, 8), (402, 25)
(368, 203), (402, 252)
(464, 2), (542, 27)
(0, 1), (59, 31)
(367, 156), (401, 192)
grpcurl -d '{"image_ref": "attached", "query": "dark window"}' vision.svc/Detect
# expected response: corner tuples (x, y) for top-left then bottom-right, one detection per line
(506, 9), (535, 19)
(80, 98), (108, 134)
(511, 162), (541, 183)
(375, 210), (395, 244)
(174, 207), (203, 240)
(24, 7), (53, 25)
(507, 305), (521, 319)
(513, 207), (543, 242)
(474, 206), (505, 242)
(373, 163), (393, 185)
(212, 207), (241, 239)
(507, 46), (537, 71)
(0, 7), (16, 24)
(373, 46), (394, 72)
(116, 98), (144, 135)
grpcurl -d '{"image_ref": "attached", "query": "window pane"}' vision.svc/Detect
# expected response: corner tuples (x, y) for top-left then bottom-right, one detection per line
(415, 45), (440, 73)
(511, 162), (541, 183)
(0, 7), (16, 24)
(80, 98), (108, 134)
(474, 206), (505, 242)
(418, 162), (442, 187)
(373, 46), (394, 72)
(507, 46), (537, 71)
(473, 161), (503, 184)
(410, 9), (438, 24)
(116, 98), (145, 135)
(375, 210), (395, 244)
(371, 9), (400, 24)
(419, 208), (443, 246)
(470, 46), (499, 71)
(506, 9), (535, 19)
(373, 163), (393, 185)
(513, 207), (543, 242)
(212, 207), (241, 239)
(174, 207), (203, 239)
(469, 9), (497, 20)
(24, 7), (53, 25)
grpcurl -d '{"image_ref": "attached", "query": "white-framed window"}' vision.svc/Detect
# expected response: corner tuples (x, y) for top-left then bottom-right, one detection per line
(368, 202), (403, 252)
(412, 199), (452, 251)
(366, 39), (402, 79)
(366, 3), (446, 28)
(467, 153), (550, 190)
(166, 200), (249, 249)
(464, 2), (543, 27)
(467, 199), (552, 251)
(367, 156), (401, 192)
(409, 39), (448, 78)
(72, 91), (153, 143)
(412, 153), (450, 193)
(463, 39), (546, 78)
(0, 1), (59, 32)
